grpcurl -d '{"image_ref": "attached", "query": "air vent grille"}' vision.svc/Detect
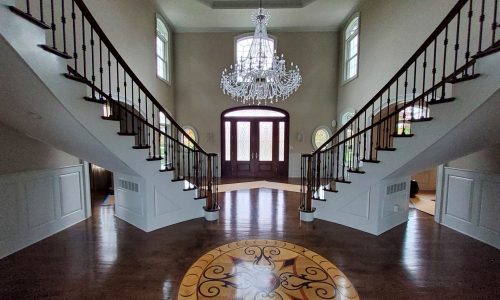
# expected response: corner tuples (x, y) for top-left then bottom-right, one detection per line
(118, 179), (139, 193)
(386, 182), (406, 195)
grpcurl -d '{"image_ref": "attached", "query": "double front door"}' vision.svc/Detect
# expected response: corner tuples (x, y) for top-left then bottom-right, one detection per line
(221, 113), (289, 178)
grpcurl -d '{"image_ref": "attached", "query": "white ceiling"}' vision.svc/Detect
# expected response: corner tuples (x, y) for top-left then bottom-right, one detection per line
(155, 0), (359, 33)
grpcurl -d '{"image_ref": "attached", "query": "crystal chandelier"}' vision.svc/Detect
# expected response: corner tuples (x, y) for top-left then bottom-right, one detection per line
(220, 4), (302, 105)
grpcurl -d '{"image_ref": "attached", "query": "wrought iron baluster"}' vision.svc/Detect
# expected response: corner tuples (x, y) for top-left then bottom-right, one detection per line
(71, 0), (77, 71)
(61, 0), (67, 54)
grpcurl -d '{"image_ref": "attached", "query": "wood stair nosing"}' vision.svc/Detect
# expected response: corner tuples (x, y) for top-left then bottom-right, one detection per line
(132, 145), (150, 149)
(392, 133), (414, 138)
(83, 96), (106, 104)
(194, 196), (207, 200)
(409, 117), (433, 122)
(348, 169), (366, 174)
(101, 116), (121, 121)
(38, 44), (72, 59)
(9, 6), (50, 29)
(146, 156), (163, 161)
(171, 177), (185, 182)
(428, 97), (456, 105)
(334, 178), (352, 184)
(447, 73), (480, 84)
(117, 131), (137, 136)
(361, 159), (381, 163)
(323, 188), (338, 193)
(63, 73), (91, 85)
(159, 167), (175, 173)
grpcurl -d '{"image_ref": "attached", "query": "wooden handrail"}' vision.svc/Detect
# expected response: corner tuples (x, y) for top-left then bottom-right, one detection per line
(72, 0), (207, 155)
(312, 0), (470, 155)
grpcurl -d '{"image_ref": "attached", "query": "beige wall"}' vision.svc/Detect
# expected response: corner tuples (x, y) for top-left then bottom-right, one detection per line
(337, 0), (456, 119)
(0, 122), (79, 174)
(448, 144), (500, 174)
(84, 0), (175, 114)
(174, 31), (338, 156)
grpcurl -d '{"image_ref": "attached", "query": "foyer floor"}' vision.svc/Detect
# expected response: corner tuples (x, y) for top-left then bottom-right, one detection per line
(0, 188), (499, 299)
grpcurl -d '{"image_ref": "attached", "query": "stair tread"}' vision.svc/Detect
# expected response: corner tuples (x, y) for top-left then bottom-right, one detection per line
(323, 188), (338, 193)
(132, 145), (150, 149)
(409, 117), (433, 122)
(117, 132), (136, 136)
(428, 97), (456, 105)
(102, 116), (121, 121)
(348, 169), (366, 174)
(361, 159), (380, 163)
(64, 73), (91, 85)
(146, 156), (163, 161)
(448, 73), (480, 84)
(83, 96), (106, 104)
(392, 133), (414, 138)
(9, 6), (50, 29)
(39, 45), (72, 59)
(334, 178), (352, 184)
(376, 147), (397, 151)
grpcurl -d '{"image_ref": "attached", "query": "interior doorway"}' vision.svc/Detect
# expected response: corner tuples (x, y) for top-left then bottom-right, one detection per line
(410, 167), (437, 215)
(89, 163), (114, 207)
(221, 106), (289, 178)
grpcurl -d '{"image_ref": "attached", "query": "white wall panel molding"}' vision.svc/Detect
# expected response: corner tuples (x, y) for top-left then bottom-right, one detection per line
(441, 167), (500, 249)
(0, 165), (89, 259)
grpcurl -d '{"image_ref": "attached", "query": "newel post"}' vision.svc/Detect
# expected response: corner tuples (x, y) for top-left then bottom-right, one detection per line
(203, 153), (219, 221)
(300, 154), (316, 222)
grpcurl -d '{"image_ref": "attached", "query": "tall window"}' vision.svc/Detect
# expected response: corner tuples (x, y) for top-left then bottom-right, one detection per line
(344, 14), (359, 82)
(235, 34), (275, 81)
(156, 16), (170, 82)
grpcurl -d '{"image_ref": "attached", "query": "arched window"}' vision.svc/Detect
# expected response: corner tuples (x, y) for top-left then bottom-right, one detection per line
(312, 126), (332, 150)
(343, 14), (359, 82)
(156, 15), (170, 82)
(235, 34), (276, 74)
(182, 126), (198, 149)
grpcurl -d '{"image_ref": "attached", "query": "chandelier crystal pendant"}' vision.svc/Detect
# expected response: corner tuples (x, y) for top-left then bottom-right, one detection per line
(220, 5), (302, 105)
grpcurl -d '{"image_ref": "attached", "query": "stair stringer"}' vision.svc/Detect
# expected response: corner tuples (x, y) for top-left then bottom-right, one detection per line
(315, 52), (500, 235)
(0, 3), (204, 232)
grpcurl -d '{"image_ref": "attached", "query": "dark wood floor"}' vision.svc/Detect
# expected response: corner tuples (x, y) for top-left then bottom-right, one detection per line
(0, 188), (499, 299)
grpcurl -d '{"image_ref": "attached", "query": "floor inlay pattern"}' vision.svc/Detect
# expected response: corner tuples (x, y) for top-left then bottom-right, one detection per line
(178, 239), (359, 300)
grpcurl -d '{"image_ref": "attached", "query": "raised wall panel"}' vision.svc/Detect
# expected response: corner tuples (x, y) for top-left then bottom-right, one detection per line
(59, 172), (83, 217)
(445, 175), (473, 222)
(116, 189), (143, 216)
(0, 183), (19, 241)
(478, 181), (500, 233)
(442, 168), (500, 249)
(26, 176), (56, 229)
(0, 165), (88, 259)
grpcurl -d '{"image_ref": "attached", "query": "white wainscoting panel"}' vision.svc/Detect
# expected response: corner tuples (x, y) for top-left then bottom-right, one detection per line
(0, 165), (89, 259)
(441, 167), (500, 249)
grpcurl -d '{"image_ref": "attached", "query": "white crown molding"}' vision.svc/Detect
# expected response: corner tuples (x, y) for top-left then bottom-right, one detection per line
(173, 25), (339, 33)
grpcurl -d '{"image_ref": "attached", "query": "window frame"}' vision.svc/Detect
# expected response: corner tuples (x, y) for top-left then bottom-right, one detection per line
(342, 13), (360, 85)
(312, 126), (333, 150)
(234, 33), (277, 66)
(156, 14), (171, 84)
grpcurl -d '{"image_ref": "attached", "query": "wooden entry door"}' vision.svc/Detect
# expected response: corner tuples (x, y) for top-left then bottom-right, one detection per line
(221, 108), (289, 178)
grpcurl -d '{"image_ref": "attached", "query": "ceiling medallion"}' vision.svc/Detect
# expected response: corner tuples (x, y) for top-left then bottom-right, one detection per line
(220, 3), (302, 105)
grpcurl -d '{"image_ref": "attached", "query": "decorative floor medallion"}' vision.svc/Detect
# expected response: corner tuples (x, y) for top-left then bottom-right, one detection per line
(178, 240), (359, 300)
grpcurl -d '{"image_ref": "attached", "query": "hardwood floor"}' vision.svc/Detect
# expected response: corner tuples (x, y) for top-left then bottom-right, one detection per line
(0, 188), (499, 299)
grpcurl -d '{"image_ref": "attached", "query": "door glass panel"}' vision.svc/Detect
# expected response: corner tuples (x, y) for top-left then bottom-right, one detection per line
(225, 121), (231, 161)
(259, 122), (273, 161)
(279, 122), (285, 161)
(237, 122), (250, 161)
